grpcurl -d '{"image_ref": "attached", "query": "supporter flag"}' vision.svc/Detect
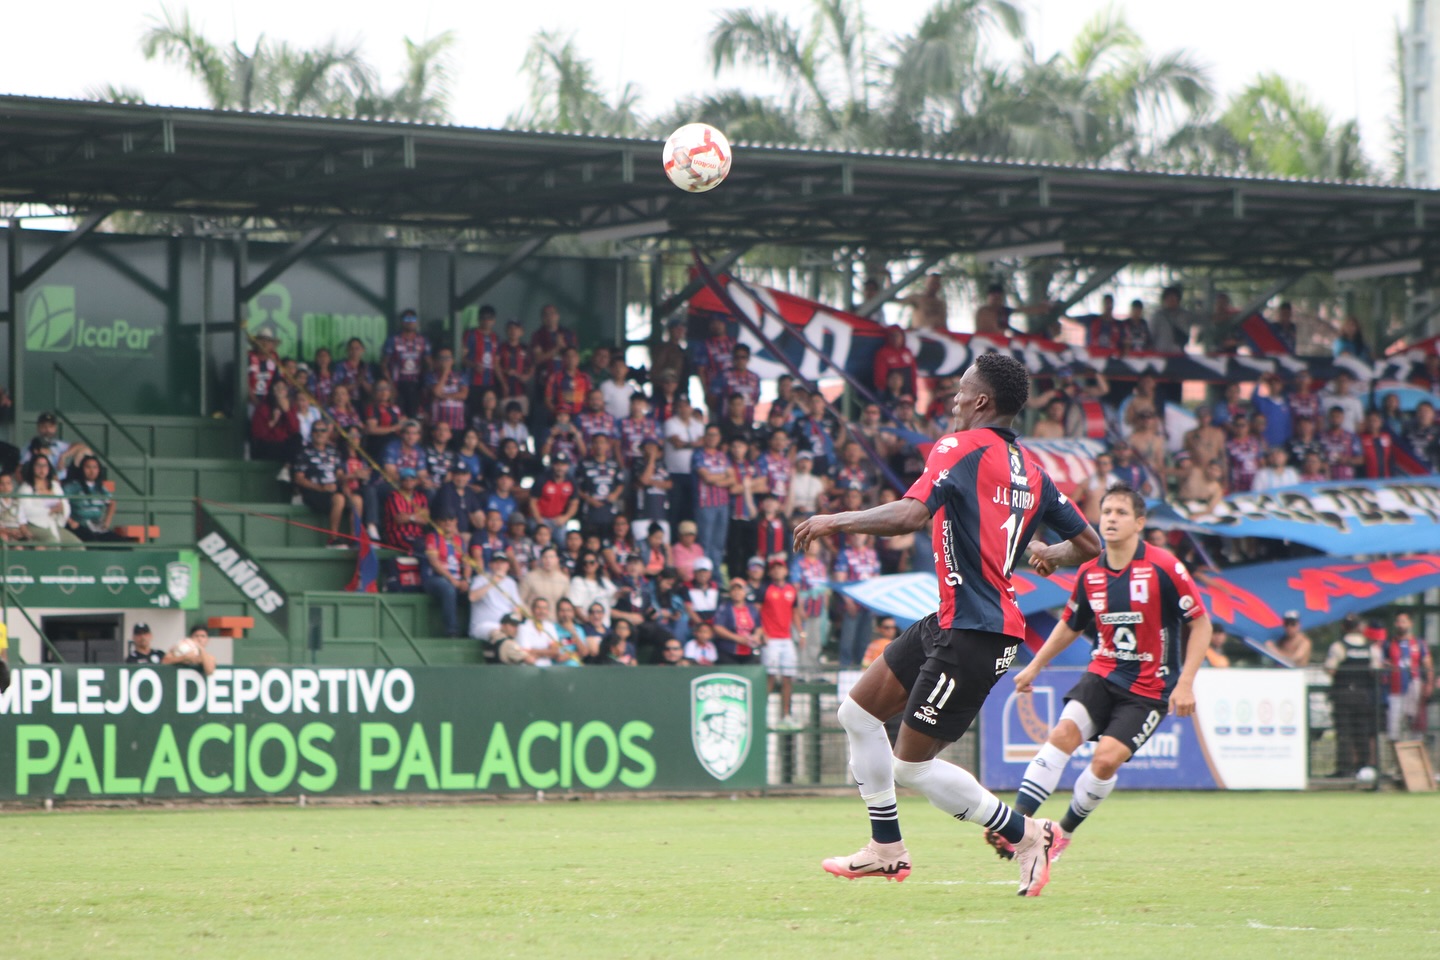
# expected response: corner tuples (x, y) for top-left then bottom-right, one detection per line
(346, 513), (379, 593)
(1390, 433), (1431, 476)
(1164, 402), (1196, 454)
(1239, 313), (1290, 355)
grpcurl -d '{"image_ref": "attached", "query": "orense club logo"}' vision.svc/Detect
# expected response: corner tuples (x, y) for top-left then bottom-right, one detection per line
(166, 562), (193, 605)
(691, 674), (752, 781)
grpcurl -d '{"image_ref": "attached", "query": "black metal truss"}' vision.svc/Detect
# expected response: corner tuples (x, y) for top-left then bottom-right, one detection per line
(0, 95), (1438, 277)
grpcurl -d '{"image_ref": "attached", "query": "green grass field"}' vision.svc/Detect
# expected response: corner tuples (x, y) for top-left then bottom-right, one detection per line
(1, 792), (1434, 960)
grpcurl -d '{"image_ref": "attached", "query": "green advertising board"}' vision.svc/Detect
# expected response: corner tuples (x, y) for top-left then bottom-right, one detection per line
(0, 550), (200, 610)
(0, 665), (767, 800)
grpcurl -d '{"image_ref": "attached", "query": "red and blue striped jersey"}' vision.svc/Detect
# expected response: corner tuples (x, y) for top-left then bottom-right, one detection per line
(904, 427), (1087, 637)
(1063, 543), (1207, 701)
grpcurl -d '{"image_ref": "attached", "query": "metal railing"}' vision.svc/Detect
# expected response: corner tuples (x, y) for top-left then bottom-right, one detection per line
(52, 364), (150, 496)
(377, 596), (431, 665)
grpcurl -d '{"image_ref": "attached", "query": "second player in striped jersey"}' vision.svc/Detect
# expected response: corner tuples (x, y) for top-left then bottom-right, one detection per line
(992, 486), (1212, 866)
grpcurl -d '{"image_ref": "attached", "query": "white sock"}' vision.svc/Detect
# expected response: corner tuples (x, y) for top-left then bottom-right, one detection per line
(1017, 742), (1071, 814)
(893, 756), (1022, 841)
(1065, 766), (1118, 831)
(837, 697), (900, 841)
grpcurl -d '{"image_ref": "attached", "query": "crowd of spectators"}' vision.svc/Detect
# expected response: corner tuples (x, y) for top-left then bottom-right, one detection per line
(242, 279), (1440, 678)
(0, 411), (131, 547)
(247, 300), (957, 703)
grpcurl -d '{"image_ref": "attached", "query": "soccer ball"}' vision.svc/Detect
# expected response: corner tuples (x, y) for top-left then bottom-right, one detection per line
(662, 123), (732, 193)
(1355, 766), (1377, 785)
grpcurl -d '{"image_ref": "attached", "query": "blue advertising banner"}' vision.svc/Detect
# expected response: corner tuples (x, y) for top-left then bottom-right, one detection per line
(980, 667), (1309, 791)
(980, 668), (1218, 791)
(1146, 478), (1440, 553)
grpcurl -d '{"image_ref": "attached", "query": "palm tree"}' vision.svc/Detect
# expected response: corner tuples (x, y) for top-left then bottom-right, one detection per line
(507, 30), (643, 135)
(1220, 74), (1373, 181)
(882, 0), (1024, 151)
(137, 5), (453, 122)
(706, 0), (881, 147)
(995, 8), (1214, 166)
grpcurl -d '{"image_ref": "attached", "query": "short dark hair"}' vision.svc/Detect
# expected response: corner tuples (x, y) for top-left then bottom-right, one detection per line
(971, 353), (1030, 417)
(1101, 484), (1147, 518)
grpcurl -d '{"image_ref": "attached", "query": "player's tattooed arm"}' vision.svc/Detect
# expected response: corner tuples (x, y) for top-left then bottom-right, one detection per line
(1027, 526), (1102, 576)
(792, 497), (930, 552)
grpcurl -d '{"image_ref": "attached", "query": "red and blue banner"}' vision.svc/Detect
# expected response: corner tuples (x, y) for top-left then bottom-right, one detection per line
(688, 276), (1416, 387)
(837, 551), (1440, 644)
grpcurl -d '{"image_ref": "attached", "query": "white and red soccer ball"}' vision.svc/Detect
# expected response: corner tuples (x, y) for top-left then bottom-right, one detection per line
(662, 123), (732, 193)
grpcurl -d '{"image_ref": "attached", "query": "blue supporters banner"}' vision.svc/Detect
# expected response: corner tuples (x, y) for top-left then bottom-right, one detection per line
(838, 551), (1440, 648)
(1146, 477), (1440, 553)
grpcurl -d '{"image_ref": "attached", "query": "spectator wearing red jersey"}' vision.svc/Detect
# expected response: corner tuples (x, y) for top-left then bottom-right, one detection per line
(422, 513), (470, 637)
(246, 324), (281, 417)
(833, 533), (880, 668)
(462, 305), (505, 423)
(546, 348), (594, 418)
(760, 555), (805, 726)
(426, 346), (468, 431)
(710, 344), (762, 423)
(575, 388), (618, 445)
(383, 468), (430, 552)
(530, 454), (579, 537)
(250, 381), (301, 463)
(333, 337), (377, 405)
(696, 316), (735, 408)
(382, 309), (431, 417)
(530, 304), (577, 378)
(497, 320), (533, 410)
(1357, 410), (1396, 479)
(872, 326), (918, 395)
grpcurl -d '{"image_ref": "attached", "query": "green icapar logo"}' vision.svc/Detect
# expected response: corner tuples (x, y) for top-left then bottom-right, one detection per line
(26, 285), (77, 352)
(25, 285), (161, 353)
(690, 673), (753, 781)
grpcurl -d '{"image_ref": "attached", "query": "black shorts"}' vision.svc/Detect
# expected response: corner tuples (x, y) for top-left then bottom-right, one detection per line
(883, 613), (1022, 743)
(299, 487), (337, 514)
(1064, 672), (1168, 757)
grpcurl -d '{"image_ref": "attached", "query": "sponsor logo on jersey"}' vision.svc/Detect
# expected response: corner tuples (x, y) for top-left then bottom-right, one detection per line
(1099, 612), (1144, 625)
(1008, 447), (1030, 487)
(1089, 592), (1107, 613)
(940, 519), (963, 587)
(1094, 647), (1154, 662)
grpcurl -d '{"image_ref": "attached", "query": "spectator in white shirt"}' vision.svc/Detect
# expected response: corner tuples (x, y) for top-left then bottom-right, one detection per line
(684, 620), (719, 665)
(1251, 447), (1300, 492)
(600, 356), (637, 420)
(1323, 372), (1366, 434)
(468, 553), (523, 640)
(514, 597), (561, 666)
(787, 451), (824, 517)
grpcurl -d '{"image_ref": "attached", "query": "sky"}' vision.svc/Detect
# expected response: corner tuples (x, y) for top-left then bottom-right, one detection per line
(0, 0), (1410, 169)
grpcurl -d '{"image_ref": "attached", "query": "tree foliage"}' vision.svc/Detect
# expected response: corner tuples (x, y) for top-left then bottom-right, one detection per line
(131, 5), (454, 122)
